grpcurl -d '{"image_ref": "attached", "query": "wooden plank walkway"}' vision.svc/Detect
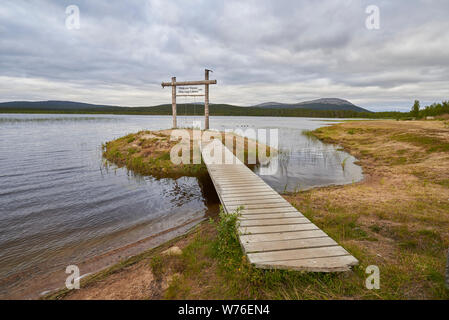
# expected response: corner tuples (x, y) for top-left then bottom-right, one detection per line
(201, 139), (358, 272)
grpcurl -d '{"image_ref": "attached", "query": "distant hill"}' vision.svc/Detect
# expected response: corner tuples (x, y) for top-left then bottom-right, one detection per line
(254, 98), (371, 112)
(0, 100), (124, 111)
(0, 99), (398, 118)
(0, 98), (370, 112)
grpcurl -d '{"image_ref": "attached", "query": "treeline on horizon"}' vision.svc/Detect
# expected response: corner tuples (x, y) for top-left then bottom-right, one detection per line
(0, 103), (402, 118)
(410, 100), (449, 119)
(1, 100), (448, 119)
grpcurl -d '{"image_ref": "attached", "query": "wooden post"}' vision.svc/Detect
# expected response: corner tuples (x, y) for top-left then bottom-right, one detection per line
(171, 76), (177, 129)
(161, 72), (216, 130)
(204, 69), (210, 130)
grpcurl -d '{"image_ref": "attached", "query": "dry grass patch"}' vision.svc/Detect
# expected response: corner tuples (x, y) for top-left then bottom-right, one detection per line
(285, 120), (449, 299)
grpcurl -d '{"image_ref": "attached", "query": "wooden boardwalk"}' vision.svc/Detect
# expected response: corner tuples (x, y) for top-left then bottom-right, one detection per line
(201, 139), (358, 272)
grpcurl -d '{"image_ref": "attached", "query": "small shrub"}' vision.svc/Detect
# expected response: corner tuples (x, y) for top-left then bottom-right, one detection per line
(150, 255), (164, 280)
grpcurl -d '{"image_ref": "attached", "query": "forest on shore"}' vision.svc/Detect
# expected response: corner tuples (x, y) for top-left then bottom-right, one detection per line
(1, 100), (448, 119)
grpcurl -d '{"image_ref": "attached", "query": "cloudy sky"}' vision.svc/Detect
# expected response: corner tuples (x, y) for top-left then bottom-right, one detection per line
(0, 0), (448, 111)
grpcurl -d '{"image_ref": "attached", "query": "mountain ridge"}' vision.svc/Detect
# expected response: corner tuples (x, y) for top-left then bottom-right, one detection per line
(253, 98), (370, 112)
(0, 98), (371, 112)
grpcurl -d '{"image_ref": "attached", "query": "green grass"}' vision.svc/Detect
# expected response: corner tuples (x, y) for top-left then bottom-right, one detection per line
(150, 255), (165, 280)
(157, 152), (171, 161)
(383, 226), (446, 256)
(392, 133), (449, 153)
(201, 208), (373, 299)
(301, 130), (320, 140)
(102, 132), (209, 179)
(165, 274), (190, 299)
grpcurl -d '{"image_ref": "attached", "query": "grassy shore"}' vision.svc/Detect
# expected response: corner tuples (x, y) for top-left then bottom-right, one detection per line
(47, 120), (449, 300)
(102, 129), (271, 179)
(102, 129), (207, 179)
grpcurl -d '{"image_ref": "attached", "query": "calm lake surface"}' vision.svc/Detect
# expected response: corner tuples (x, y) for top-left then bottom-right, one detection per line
(0, 114), (362, 298)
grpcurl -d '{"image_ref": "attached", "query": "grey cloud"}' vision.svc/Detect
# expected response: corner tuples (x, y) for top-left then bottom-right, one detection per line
(0, 0), (448, 110)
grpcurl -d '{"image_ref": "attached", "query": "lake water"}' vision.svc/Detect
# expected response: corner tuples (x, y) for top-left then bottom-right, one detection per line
(0, 114), (362, 298)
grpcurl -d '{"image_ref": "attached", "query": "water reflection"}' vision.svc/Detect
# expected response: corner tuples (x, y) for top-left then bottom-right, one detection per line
(209, 120), (363, 192)
(255, 133), (362, 192)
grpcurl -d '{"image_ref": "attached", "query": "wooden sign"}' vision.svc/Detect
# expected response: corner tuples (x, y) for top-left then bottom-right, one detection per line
(161, 69), (217, 129)
(177, 86), (204, 96)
